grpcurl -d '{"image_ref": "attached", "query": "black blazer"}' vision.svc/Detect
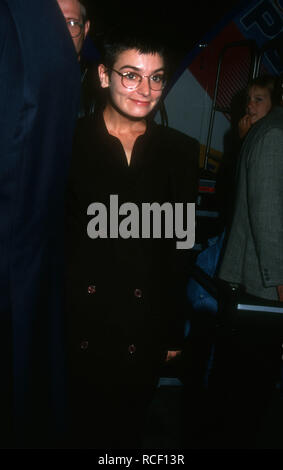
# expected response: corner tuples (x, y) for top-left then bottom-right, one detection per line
(65, 112), (199, 372)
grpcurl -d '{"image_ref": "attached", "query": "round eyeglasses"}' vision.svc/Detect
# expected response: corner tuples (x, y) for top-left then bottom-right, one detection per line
(66, 19), (84, 38)
(109, 68), (166, 91)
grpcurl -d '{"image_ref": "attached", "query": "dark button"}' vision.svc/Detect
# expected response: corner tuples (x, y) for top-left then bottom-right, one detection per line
(88, 285), (96, 295)
(128, 344), (136, 355)
(80, 340), (89, 351)
(134, 288), (142, 298)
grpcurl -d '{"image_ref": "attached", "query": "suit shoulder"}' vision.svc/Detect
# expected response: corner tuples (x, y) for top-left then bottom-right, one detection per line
(152, 125), (199, 183)
(156, 124), (198, 144)
(255, 107), (283, 135)
(0, 2), (20, 55)
(242, 107), (283, 154)
(154, 124), (199, 153)
(0, 2), (12, 33)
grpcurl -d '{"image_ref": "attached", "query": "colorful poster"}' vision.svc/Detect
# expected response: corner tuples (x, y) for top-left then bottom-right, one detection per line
(162, 0), (283, 171)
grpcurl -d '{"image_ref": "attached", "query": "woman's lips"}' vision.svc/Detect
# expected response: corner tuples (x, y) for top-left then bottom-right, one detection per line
(130, 99), (150, 106)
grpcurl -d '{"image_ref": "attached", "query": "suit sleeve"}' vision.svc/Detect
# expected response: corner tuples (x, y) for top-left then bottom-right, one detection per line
(0, 2), (23, 155)
(247, 127), (283, 288)
(0, 2), (23, 291)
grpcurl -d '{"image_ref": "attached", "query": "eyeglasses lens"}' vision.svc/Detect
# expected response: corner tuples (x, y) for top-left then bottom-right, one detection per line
(67, 20), (82, 38)
(122, 74), (165, 91)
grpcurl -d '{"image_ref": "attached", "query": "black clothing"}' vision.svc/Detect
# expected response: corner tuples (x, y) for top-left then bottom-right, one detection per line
(0, 0), (80, 447)
(207, 319), (283, 449)
(65, 112), (199, 448)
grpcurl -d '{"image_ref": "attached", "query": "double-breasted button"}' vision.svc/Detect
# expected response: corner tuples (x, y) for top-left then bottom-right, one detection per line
(134, 288), (142, 298)
(80, 340), (89, 351)
(88, 285), (96, 295)
(128, 344), (136, 355)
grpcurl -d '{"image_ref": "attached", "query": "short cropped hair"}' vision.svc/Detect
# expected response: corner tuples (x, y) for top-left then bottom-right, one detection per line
(98, 27), (169, 72)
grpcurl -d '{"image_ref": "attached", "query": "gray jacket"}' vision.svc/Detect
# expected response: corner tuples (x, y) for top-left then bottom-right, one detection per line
(219, 106), (283, 300)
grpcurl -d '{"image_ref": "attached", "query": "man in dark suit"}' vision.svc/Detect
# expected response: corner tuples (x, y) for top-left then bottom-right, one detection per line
(0, 0), (81, 448)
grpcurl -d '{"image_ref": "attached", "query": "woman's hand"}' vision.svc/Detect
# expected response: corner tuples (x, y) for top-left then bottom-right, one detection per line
(238, 114), (252, 139)
(165, 350), (181, 362)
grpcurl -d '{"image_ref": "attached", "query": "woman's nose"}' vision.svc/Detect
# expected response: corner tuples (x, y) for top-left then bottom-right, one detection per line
(137, 76), (151, 95)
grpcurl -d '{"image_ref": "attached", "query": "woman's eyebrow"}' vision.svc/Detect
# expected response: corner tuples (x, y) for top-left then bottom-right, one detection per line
(119, 65), (165, 73)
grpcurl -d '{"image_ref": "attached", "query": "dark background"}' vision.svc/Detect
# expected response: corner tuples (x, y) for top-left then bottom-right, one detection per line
(82, 0), (250, 70)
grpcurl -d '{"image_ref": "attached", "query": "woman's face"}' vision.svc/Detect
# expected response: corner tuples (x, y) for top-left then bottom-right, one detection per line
(98, 49), (165, 119)
(246, 85), (272, 124)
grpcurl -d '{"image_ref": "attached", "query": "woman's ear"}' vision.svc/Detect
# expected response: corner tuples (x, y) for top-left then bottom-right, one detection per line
(98, 64), (110, 89)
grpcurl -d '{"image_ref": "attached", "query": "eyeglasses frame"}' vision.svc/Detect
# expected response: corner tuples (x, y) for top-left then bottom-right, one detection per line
(107, 67), (166, 91)
(66, 18), (85, 38)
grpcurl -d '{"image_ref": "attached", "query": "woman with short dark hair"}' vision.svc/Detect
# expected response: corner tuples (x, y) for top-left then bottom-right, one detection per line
(64, 29), (199, 449)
